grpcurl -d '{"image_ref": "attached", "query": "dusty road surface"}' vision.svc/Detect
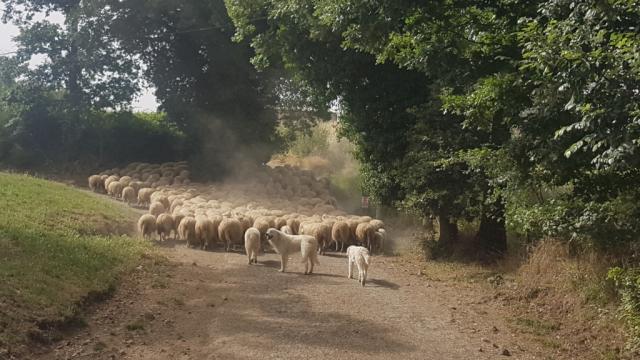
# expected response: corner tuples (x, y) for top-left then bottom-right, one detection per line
(32, 242), (542, 360)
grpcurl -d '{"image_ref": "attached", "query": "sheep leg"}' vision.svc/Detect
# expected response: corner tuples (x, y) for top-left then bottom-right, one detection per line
(335, 240), (339, 252)
(304, 258), (309, 275)
(308, 258), (314, 274)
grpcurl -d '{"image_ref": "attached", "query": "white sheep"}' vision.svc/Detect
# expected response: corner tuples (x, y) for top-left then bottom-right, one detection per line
(265, 228), (319, 274)
(218, 218), (243, 252)
(244, 227), (261, 264)
(156, 213), (174, 241)
(149, 201), (165, 217)
(88, 174), (104, 193)
(121, 186), (136, 206)
(138, 214), (157, 240)
(356, 222), (376, 253)
(137, 187), (155, 207)
(346, 245), (371, 287)
(195, 216), (215, 250)
(331, 221), (351, 252)
(107, 181), (124, 199)
(178, 216), (197, 247)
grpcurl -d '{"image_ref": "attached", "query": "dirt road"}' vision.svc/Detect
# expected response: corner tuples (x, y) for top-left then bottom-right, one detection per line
(32, 241), (542, 360)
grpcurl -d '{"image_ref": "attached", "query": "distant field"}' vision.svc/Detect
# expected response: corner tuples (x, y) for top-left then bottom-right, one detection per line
(0, 173), (149, 351)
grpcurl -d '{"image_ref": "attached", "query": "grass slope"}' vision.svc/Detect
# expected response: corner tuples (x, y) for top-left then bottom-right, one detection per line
(0, 173), (148, 352)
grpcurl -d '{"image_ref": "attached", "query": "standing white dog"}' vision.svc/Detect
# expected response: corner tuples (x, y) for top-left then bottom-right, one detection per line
(347, 245), (371, 286)
(265, 228), (319, 274)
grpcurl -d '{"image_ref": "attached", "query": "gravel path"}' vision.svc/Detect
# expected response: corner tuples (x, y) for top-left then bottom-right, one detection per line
(32, 242), (543, 360)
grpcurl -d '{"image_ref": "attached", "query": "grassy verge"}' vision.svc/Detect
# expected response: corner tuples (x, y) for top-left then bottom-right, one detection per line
(0, 172), (149, 353)
(393, 234), (629, 359)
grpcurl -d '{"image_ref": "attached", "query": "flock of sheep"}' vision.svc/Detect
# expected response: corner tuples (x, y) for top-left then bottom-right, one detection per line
(87, 161), (384, 285)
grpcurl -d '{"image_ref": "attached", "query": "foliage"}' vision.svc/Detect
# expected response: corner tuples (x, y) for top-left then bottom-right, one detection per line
(0, 101), (186, 169)
(101, 0), (280, 176)
(282, 122), (330, 158)
(0, 172), (149, 348)
(608, 267), (640, 352)
(227, 0), (640, 254)
(1, 0), (281, 175)
(3, 0), (141, 110)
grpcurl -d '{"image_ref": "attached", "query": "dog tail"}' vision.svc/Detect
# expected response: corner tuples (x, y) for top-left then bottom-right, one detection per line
(363, 252), (370, 266)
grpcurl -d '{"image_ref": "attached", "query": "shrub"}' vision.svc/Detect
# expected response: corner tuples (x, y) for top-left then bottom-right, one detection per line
(608, 267), (640, 352)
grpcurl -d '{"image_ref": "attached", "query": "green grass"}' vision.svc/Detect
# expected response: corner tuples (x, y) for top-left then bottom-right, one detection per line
(0, 172), (149, 349)
(125, 320), (145, 331)
(513, 317), (560, 336)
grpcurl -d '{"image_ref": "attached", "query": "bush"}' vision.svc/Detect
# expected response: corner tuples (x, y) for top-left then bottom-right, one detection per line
(77, 111), (187, 169)
(0, 107), (187, 171)
(608, 267), (640, 352)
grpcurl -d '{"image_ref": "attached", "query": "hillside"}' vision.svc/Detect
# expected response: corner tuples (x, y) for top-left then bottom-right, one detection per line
(0, 173), (149, 355)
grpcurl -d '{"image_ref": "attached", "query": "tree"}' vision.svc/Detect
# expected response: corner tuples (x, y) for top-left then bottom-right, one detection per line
(102, 0), (279, 177)
(1, 0), (280, 174)
(225, 0), (540, 256)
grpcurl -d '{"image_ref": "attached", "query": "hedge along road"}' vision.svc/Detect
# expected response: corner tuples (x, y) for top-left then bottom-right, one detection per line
(33, 241), (544, 360)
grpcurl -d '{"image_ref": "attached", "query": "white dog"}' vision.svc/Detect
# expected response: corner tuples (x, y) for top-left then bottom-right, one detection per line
(265, 228), (319, 274)
(347, 245), (371, 286)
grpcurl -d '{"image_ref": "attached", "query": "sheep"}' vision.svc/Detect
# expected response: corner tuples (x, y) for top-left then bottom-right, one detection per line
(137, 188), (155, 207)
(374, 229), (386, 254)
(172, 213), (186, 238)
(88, 174), (104, 193)
(331, 221), (351, 252)
(107, 181), (124, 199)
(369, 219), (385, 231)
(280, 225), (293, 235)
(122, 186), (136, 205)
(170, 199), (184, 214)
(178, 216), (197, 247)
(346, 245), (371, 286)
(356, 222), (376, 254)
(252, 217), (270, 239)
(218, 218), (243, 252)
(300, 222), (332, 255)
(155, 195), (171, 211)
(274, 217), (287, 230)
(244, 227), (261, 265)
(104, 175), (119, 190)
(347, 219), (361, 244)
(265, 228), (319, 274)
(237, 215), (253, 232)
(207, 215), (222, 248)
(286, 218), (300, 234)
(138, 214), (157, 240)
(129, 181), (143, 192)
(195, 216), (215, 250)
(156, 213), (175, 241)
(149, 201), (166, 217)
(119, 176), (132, 187)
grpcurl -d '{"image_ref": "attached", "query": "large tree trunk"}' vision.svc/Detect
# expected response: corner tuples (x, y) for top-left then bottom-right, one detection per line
(437, 214), (458, 250)
(476, 197), (507, 258)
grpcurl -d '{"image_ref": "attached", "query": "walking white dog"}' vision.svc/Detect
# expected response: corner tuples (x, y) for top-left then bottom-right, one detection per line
(347, 245), (371, 286)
